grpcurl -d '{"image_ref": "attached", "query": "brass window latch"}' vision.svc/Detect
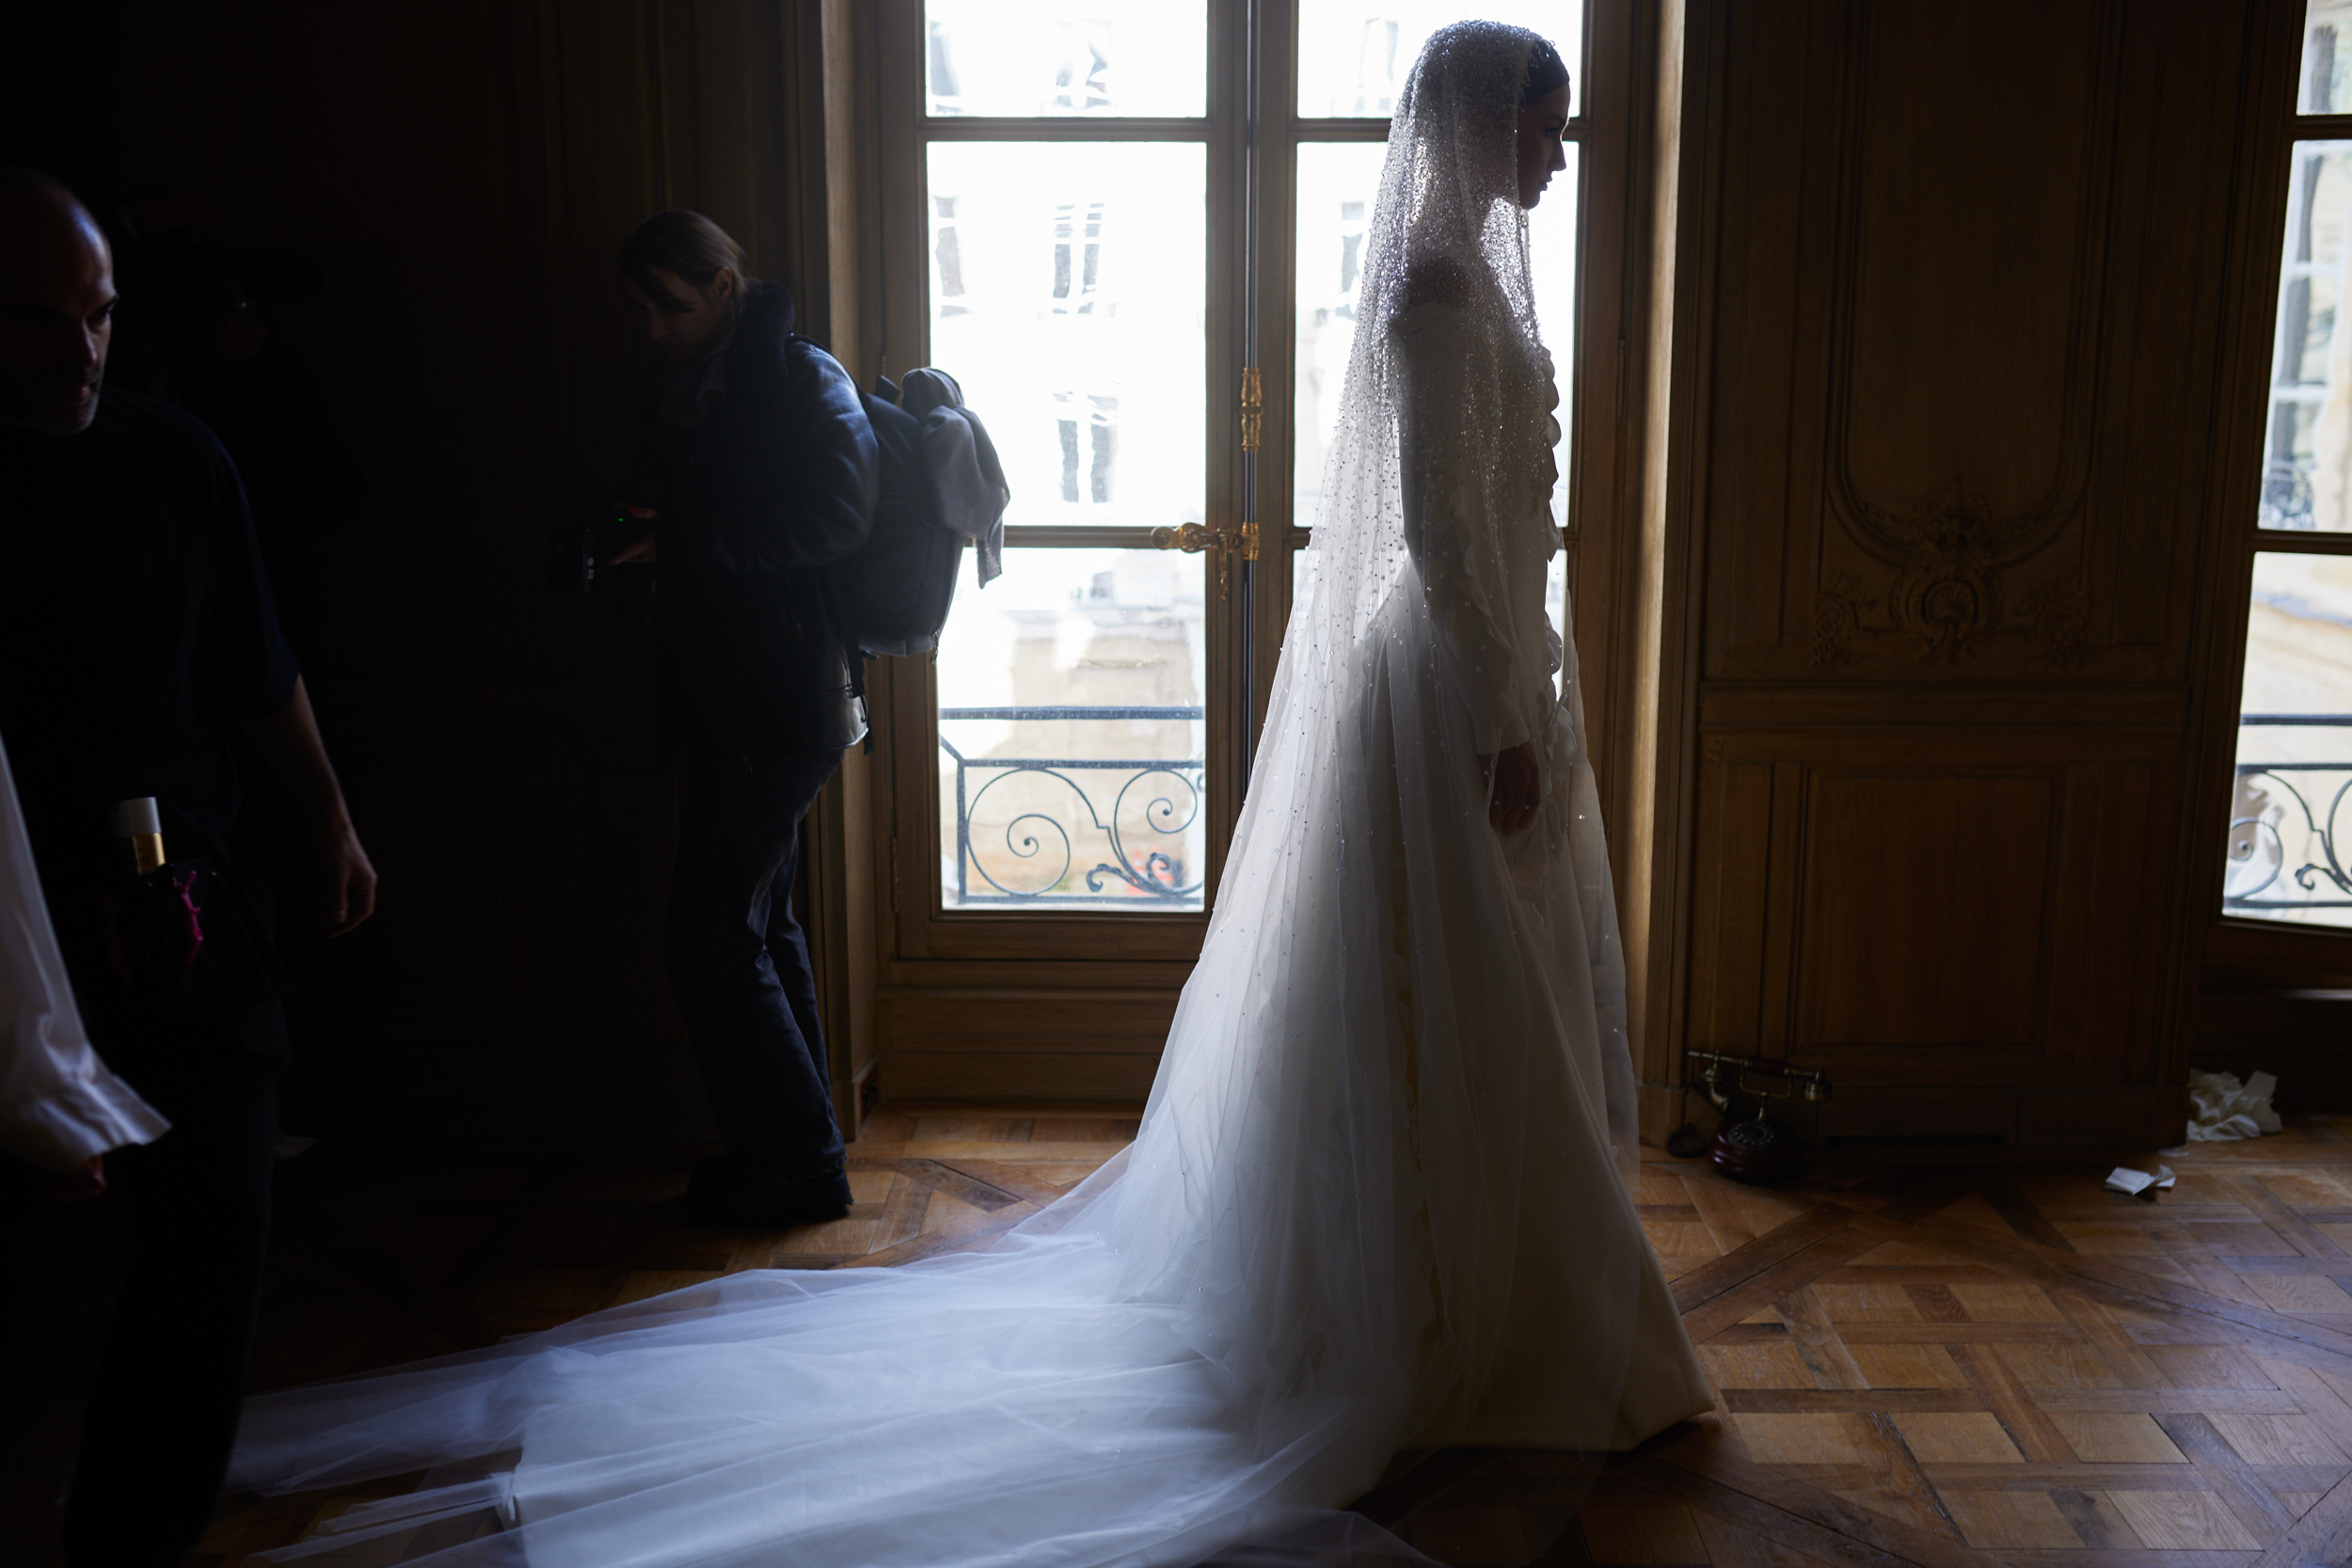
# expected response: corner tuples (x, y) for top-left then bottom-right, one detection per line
(1150, 518), (1261, 600)
(1241, 365), (1262, 453)
(1149, 520), (1260, 558)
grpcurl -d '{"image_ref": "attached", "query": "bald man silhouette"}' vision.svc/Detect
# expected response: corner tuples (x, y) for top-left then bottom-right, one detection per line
(0, 168), (116, 434)
(0, 166), (375, 1567)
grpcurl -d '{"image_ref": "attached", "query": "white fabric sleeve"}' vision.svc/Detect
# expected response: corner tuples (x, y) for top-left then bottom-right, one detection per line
(0, 736), (167, 1172)
(1392, 302), (1545, 755)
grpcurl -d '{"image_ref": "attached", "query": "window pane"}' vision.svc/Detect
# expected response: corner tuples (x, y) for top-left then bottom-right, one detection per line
(928, 142), (1206, 532)
(2262, 143), (2352, 531)
(925, 1), (1206, 119)
(1546, 550), (1567, 673)
(1296, 2), (1584, 119)
(937, 548), (1209, 911)
(1293, 139), (1578, 533)
(2303, 3), (2352, 114)
(2226, 551), (2352, 927)
(1292, 142), (1387, 543)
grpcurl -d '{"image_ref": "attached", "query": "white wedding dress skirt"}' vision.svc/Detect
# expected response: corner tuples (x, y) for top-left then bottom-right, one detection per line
(227, 559), (1708, 1568)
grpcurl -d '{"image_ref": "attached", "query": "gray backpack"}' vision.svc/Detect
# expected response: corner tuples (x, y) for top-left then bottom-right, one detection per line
(825, 362), (1009, 658)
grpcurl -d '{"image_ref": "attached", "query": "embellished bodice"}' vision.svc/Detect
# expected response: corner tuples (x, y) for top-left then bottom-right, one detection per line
(1390, 299), (1567, 757)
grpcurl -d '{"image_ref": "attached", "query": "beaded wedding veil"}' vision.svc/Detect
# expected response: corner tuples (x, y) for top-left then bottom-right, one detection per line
(228, 23), (1683, 1567)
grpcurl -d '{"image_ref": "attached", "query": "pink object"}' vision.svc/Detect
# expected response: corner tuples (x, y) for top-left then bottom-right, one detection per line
(172, 869), (204, 967)
(92, 870), (205, 986)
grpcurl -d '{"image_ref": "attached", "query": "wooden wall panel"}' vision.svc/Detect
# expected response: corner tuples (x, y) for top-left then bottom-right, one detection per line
(1685, 758), (1774, 1053)
(1684, 723), (2184, 1140)
(1635, 0), (2266, 1146)
(301, 773), (526, 1049)
(1838, 3), (2104, 531)
(1696, 0), (2237, 686)
(879, 991), (1178, 1103)
(1793, 772), (2055, 1052)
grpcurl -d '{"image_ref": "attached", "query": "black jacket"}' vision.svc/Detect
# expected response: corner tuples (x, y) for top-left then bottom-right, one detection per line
(0, 388), (299, 867)
(644, 282), (877, 755)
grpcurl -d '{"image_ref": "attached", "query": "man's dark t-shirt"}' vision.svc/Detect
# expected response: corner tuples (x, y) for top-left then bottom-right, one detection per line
(0, 387), (299, 892)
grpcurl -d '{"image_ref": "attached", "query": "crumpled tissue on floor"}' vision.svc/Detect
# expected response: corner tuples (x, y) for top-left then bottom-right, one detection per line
(2186, 1069), (2282, 1141)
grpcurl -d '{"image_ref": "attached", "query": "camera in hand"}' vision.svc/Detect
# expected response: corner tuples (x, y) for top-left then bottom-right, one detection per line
(548, 512), (660, 624)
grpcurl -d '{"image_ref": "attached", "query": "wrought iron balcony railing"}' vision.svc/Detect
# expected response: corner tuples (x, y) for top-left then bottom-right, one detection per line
(2228, 713), (2352, 915)
(939, 705), (1206, 908)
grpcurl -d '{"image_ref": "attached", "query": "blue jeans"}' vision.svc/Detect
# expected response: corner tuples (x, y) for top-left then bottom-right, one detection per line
(666, 747), (848, 1191)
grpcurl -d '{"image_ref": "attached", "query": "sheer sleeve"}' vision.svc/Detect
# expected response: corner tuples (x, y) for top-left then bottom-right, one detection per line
(0, 737), (167, 1172)
(1391, 301), (1552, 755)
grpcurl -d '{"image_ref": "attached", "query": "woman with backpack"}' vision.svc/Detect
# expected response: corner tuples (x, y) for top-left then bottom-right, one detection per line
(610, 211), (873, 1230)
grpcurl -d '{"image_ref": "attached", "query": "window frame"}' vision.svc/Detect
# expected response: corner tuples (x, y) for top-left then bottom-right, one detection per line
(864, 0), (1639, 972)
(2199, 0), (2352, 980)
(871, 0), (1247, 964)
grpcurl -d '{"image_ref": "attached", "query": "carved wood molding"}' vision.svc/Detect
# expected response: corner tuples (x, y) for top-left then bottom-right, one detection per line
(1807, 570), (1871, 666)
(1814, 0), (2126, 666)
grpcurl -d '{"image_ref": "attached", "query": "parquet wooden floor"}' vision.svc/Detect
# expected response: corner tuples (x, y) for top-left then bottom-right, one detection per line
(10, 1105), (2352, 1567)
(1357, 1118), (2352, 1568)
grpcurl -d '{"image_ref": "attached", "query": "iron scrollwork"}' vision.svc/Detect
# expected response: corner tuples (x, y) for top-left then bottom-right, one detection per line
(2227, 715), (2352, 913)
(940, 705), (1206, 907)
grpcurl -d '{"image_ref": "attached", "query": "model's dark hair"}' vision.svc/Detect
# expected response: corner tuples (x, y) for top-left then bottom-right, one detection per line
(616, 210), (762, 311)
(1521, 38), (1570, 107)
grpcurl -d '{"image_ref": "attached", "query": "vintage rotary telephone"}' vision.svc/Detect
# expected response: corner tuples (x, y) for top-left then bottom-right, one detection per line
(1671, 1049), (1833, 1184)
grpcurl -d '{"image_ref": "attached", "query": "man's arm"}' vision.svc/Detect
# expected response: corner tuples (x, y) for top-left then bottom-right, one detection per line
(238, 677), (377, 936)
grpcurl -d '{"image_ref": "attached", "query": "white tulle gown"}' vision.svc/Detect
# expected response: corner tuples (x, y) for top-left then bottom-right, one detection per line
(229, 24), (1710, 1566)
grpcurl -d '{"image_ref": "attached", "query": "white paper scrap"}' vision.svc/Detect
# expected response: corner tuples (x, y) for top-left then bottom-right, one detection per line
(2104, 1164), (2175, 1197)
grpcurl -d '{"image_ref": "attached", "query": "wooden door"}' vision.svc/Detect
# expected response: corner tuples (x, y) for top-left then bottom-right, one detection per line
(1646, 0), (2270, 1146)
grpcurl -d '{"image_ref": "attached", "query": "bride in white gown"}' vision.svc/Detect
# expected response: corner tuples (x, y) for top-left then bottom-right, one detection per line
(230, 22), (1711, 1565)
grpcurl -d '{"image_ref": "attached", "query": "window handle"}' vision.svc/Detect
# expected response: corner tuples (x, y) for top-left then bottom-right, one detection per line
(1150, 519), (1261, 600)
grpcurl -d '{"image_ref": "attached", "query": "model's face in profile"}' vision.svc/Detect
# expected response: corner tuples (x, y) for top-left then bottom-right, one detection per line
(0, 207), (115, 434)
(628, 264), (736, 364)
(1516, 84), (1572, 209)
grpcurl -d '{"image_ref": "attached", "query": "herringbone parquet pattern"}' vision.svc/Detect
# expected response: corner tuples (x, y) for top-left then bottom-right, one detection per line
(13, 1105), (2352, 1567)
(1367, 1120), (2352, 1568)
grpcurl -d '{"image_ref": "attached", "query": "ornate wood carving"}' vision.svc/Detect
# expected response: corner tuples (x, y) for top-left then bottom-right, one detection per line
(1815, 0), (2122, 668)
(1806, 572), (1871, 667)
